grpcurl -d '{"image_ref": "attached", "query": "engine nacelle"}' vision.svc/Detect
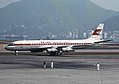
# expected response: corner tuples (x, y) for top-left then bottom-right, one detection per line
(47, 48), (58, 52)
(62, 47), (73, 52)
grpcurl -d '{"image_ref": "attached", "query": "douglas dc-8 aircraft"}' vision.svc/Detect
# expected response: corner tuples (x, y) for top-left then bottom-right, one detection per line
(5, 23), (107, 56)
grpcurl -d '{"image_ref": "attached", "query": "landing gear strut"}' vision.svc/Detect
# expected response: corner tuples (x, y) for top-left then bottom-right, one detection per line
(50, 51), (63, 56)
(15, 51), (19, 56)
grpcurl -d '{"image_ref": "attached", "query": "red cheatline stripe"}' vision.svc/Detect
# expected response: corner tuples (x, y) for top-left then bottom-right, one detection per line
(11, 43), (92, 46)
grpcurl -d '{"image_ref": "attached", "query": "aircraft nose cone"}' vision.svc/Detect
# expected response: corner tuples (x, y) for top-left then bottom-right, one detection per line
(5, 46), (12, 50)
(4, 46), (9, 50)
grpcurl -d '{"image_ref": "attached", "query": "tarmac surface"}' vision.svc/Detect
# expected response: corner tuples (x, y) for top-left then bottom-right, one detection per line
(0, 52), (119, 84)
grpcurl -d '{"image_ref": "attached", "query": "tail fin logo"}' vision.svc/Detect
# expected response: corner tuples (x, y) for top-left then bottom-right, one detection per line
(92, 23), (104, 35)
(92, 29), (102, 35)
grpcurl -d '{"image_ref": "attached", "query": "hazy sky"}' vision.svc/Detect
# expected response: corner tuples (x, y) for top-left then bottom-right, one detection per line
(0, 0), (119, 11)
(90, 0), (119, 11)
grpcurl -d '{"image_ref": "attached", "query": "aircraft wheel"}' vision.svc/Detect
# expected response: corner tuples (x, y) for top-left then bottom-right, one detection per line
(15, 51), (19, 56)
(50, 52), (63, 56)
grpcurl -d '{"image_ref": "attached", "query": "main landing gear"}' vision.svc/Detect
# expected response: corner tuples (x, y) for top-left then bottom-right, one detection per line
(50, 51), (63, 56)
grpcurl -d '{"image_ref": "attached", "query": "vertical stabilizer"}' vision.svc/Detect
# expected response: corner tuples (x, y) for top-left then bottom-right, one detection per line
(90, 23), (104, 41)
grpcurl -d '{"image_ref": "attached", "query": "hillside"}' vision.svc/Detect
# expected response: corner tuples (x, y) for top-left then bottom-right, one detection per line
(104, 15), (119, 31)
(0, 0), (118, 38)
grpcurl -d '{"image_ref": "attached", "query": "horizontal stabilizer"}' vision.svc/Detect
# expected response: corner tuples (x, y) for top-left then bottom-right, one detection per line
(94, 39), (112, 43)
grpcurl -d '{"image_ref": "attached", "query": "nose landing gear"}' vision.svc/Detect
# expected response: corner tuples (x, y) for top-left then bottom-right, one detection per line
(15, 51), (19, 56)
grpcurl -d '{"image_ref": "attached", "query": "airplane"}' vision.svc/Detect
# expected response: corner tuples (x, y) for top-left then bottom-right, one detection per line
(5, 23), (107, 56)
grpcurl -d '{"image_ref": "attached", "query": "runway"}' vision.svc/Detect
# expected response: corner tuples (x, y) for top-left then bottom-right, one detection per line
(0, 53), (119, 84)
(0, 53), (119, 69)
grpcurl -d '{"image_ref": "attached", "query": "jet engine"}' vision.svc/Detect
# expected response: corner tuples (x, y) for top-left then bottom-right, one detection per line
(47, 48), (58, 52)
(62, 47), (73, 52)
